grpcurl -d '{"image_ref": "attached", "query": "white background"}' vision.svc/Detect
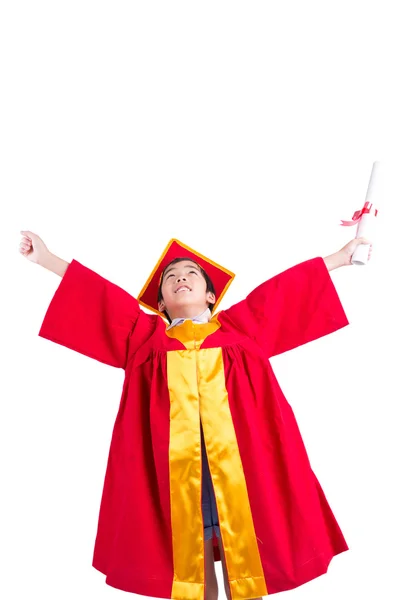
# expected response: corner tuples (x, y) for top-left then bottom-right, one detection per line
(1, 2), (399, 599)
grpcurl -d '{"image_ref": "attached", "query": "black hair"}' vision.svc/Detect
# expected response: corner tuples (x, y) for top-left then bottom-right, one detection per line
(157, 257), (216, 324)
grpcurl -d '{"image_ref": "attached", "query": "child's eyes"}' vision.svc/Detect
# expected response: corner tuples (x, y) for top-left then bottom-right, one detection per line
(167, 270), (197, 278)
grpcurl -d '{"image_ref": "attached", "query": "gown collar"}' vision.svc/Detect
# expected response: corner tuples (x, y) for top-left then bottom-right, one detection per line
(166, 307), (211, 330)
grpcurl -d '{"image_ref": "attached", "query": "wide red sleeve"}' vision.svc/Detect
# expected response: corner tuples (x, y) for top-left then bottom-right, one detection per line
(220, 256), (349, 358)
(38, 259), (141, 369)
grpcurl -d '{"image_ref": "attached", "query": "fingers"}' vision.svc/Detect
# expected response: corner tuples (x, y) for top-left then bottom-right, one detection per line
(20, 231), (33, 244)
(359, 237), (372, 245)
(19, 235), (32, 255)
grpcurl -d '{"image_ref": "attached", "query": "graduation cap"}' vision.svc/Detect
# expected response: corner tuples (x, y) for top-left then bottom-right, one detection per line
(137, 238), (235, 319)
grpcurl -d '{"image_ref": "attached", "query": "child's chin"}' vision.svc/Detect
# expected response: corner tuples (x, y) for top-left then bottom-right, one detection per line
(173, 295), (195, 306)
(174, 297), (192, 305)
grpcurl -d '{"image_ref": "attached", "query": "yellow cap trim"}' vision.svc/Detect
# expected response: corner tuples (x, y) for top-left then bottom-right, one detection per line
(137, 238), (235, 317)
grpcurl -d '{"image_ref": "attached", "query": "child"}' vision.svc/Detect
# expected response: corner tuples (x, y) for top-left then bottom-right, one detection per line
(19, 231), (372, 600)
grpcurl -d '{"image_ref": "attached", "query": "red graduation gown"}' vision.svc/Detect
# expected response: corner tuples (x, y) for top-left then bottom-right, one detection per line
(38, 257), (350, 599)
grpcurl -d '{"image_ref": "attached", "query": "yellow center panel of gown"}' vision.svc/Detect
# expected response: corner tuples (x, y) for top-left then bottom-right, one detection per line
(166, 319), (268, 599)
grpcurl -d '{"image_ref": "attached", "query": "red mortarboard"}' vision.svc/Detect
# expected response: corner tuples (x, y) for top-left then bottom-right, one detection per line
(137, 239), (235, 319)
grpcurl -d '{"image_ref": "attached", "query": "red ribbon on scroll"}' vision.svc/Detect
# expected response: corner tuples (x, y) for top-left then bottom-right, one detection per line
(340, 201), (378, 226)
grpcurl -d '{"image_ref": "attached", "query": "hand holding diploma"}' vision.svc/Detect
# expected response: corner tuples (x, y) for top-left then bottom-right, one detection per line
(336, 236), (373, 267)
(323, 237), (373, 271)
(339, 160), (381, 265)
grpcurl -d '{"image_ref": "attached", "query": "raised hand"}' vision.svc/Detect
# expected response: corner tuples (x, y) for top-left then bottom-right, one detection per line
(337, 237), (373, 267)
(19, 231), (50, 265)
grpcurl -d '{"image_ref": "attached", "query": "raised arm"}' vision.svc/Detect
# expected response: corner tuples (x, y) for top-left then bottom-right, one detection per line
(20, 231), (142, 369)
(40, 252), (70, 277)
(219, 254), (350, 359)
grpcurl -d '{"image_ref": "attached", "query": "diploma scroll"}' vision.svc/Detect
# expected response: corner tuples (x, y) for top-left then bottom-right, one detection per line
(340, 161), (381, 266)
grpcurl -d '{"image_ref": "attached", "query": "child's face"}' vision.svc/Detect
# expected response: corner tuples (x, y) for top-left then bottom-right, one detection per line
(158, 260), (216, 320)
